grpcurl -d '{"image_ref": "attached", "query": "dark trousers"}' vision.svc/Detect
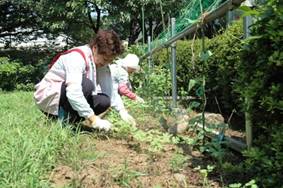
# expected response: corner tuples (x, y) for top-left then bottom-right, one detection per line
(58, 77), (110, 123)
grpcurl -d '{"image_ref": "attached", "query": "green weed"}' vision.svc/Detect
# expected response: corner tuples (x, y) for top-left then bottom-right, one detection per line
(0, 91), (82, 187)
(169, 151), (189, 172)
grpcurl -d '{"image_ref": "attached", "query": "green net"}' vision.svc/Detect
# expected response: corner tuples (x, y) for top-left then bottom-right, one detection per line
(145, 0), (225, 53)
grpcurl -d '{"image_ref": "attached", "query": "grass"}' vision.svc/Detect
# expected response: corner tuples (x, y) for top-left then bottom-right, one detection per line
(0, 91), (235, 187)
(0, 91), (175, 187)
(0, 91), (83, 187)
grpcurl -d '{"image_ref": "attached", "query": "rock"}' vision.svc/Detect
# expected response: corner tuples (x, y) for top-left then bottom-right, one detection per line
(194, 112), (224, 125)
(160, 108), (225, 135)
(173, 173), (187, 187)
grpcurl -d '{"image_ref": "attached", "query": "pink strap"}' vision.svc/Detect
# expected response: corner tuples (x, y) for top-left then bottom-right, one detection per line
(48, 48), (89, 74)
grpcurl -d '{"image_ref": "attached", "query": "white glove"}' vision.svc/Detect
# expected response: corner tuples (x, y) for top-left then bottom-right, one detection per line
(84, 115), (112, 131)
(119, 109), (136, 126)
(135, 96), (145, 103)
(92, 117), (112, 131)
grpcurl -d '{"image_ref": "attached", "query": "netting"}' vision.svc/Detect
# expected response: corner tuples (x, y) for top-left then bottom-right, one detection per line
(145, 0), (224, 53)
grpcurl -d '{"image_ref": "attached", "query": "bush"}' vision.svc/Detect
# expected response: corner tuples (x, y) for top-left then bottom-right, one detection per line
(0, 57), (38, 91)
(235, 0), (283, 186)
(0, 57), (20, 90)
(146, 21), (244, 120)
(205, 21), (244, 120)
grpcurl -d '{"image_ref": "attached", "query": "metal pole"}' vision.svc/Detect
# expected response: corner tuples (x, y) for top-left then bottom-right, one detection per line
(243, 15), (253, 38)
(171, 18), (177, 108)
(147, 35), (152, 70)
(226, 10), (234, 26)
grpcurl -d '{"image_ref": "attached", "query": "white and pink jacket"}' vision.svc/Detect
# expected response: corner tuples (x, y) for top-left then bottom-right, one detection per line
(109, 62), (137, 112)
(34, 45), (112, 118)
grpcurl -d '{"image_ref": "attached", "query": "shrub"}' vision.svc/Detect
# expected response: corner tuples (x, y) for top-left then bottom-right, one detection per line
(145, 21), (244, 119)
(235, 0), (283, 186)
(0, 57), (38, 91)
(0, 57), (20, 90)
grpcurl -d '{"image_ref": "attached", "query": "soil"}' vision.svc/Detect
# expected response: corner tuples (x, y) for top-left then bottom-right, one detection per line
(49, 135), (223, 188)
(48, 109), (244, 188)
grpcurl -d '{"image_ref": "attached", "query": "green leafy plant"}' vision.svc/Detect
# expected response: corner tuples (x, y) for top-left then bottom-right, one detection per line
(0, 57), (37, 91)
(229, 179), (258, 188)
(200, 138), (226, 165)
(194, 165), (215, 187)
(112, 159), (146, 187)
(235, 0), (283, 186)
(169, 151), (189, 172)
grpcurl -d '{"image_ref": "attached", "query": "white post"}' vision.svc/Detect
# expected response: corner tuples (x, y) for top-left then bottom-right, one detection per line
(147, 35), (152, 70)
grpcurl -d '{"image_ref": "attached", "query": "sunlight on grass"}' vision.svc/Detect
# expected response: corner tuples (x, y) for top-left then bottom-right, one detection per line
(0, 91), (81, 187)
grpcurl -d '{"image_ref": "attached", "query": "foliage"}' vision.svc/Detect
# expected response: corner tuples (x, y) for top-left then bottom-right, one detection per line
(132, 4), (282, 184)
(229, 179), (258, 188)
(234, 0), (283, 186)
(0, 57), (20, 90)
(104, 0), (186, 44)
(112, 159), (145, 187)
(135, 21), (244, 116)
(134, 65), (172, 113)
(194, 165), (215, 187)
(0, 0), (186, 47)
(205, 22), (243, 115)
(0, 0), (97, 46)
(236, 0), (283, 133)
(242, 126), (283, 186)
(169, 151), (189, 172)
(0, 91), (80, 187)
(200, 138), (226, 164)
(0, 57), (38, 91)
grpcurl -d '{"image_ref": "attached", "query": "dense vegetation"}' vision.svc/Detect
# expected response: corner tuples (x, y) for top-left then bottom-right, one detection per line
(0, 0), (282, 187)
(131, 1), (283, 186)
(237, 0), (283, 185)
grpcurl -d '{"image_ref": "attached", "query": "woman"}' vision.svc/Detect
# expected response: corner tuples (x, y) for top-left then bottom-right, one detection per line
(34, 30), (124, 131)
(110, 54), (144, 126)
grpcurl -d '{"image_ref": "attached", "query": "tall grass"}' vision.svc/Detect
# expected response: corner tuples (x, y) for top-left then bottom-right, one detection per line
(0, 91), (79, 187)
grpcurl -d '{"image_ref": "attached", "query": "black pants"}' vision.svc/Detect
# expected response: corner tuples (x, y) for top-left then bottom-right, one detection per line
(58, 77), (110, 123)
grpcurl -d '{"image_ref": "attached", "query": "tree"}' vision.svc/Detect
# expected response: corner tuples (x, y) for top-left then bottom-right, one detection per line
(0, 0), (105, 47)
(0, 0), (43, 47)
(104, 0), (186, 44)
(0, 0), (186, 48)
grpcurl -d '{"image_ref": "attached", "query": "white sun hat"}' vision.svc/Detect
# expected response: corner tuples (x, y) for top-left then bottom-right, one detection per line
(119, 54), (140, 72)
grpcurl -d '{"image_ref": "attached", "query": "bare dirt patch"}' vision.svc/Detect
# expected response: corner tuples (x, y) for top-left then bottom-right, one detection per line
(49, 135), (222, 188)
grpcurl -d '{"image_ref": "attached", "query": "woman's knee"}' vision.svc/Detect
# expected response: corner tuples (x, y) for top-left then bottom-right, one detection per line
(97, 93), (111, 109)
(92, 93), (111, 115)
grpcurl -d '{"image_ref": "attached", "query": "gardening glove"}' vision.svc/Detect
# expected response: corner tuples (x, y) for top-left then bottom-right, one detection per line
(135, 96), (145, 103)
(83, 114), (112, 131)
(119, 109), (136, 126)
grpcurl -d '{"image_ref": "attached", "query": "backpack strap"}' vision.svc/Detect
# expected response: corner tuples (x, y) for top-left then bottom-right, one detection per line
(48, 48), (89, 74)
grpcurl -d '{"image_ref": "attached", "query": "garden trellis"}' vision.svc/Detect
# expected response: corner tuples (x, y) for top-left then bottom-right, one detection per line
(141, 0), (245, 59)
(140, 0), (254, 152)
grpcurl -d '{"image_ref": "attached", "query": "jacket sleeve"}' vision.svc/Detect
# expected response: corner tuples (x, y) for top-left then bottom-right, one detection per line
(118, 84), (136, 100)
(114, 66), (137, 100)
(63, 52), (94, 118)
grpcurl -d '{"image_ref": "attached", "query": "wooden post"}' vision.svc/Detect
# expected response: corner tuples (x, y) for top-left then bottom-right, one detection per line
(243, 0), (255, 149)
(245, 97), (253, 148)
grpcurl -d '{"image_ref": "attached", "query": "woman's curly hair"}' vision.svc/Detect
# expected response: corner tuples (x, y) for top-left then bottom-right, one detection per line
(89, 30), (124, 56)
